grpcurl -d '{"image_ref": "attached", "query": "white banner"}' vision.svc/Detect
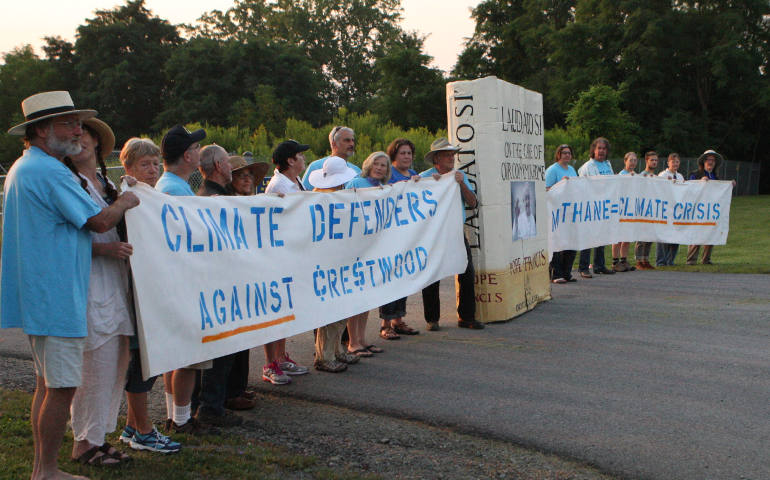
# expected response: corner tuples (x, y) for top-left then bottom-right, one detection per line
(446, 76), (551, 321)
(124, 176), (466, 378)
(547, 176), (732, 253)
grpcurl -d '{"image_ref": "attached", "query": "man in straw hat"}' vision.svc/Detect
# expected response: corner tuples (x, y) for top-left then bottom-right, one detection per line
(1, 90), (140, 479)
(419, 138), (485, 331)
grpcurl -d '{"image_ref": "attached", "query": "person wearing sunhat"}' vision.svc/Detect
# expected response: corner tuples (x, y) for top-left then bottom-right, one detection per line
(308, 156), (363, 372)
(155, 124), (214, 435)
(686, 149), (729, 265)
(66, 117), (139, 465)
(260, 140), (313, 381)
(1, 90), (140, 479)
(227, 155), (269, 196)
(419, 138), (485, 331)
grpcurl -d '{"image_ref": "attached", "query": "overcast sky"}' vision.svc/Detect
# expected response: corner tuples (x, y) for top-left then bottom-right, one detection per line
(0, 0), (478, 72)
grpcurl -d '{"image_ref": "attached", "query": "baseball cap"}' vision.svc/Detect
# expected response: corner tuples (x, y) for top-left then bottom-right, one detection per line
(272, 139), (310, 165)
(161, 124), (206, 161)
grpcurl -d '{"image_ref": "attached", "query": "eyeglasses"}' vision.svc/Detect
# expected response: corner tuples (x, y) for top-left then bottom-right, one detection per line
(53, 120), (83, 130)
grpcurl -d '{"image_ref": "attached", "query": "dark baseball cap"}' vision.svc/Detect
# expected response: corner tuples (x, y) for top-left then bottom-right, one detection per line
(272, 139), (310, 165)
(161, 124), (206, 161)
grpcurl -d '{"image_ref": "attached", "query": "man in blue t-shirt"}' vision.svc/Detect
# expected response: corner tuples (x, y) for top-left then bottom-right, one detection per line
(301, 125), (361, 190)
(2, 91), (139, 478)
(419, 138), (485, 331)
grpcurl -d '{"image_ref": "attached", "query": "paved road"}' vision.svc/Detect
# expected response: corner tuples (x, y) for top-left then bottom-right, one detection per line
(2, 271), (768, 480)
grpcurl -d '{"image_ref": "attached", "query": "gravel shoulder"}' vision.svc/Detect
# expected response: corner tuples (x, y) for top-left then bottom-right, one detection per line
(0, 355), (613, 480)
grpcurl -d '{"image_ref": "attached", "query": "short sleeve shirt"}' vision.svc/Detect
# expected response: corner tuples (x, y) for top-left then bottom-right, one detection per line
(388, 167), (417, 184)
(302, 157), (361, 190)
(1, 147), (101, 336)
(419, 167), (475, 222)
(544, 163), (577, 188)
(578, 159), (614, 177)
(345, 176), (381, 189)
(155, 171), (195, 196)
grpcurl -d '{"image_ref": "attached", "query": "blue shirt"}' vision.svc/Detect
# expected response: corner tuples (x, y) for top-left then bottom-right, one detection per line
(419, 167), (475, 222)
(544, 163), (577, 188)
(388, 167), (417, 184)
(302, 156), (361, 191)
(619, 169), (633, 175)
(345, 176), (381, 189)
(1, 147), (102, 336)
(156, 171), (195, 196)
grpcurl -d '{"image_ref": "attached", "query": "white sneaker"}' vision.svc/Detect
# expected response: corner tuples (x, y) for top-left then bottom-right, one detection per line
(279, 354), (309, 376)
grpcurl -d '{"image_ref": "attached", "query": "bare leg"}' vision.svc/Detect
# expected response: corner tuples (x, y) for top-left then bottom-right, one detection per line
(276, 339), (286, 359)
(34, 385), (91, 480)
(263, 341), (281, 364)
(620, 242), (630, 258)
(172, 369), (196, 407)
(126, 392), (153, 434)
(347, 313), (369, 352)
(611, 243), (620, 258)
(163, 372), (173, 395)
(31, 376), (45, 479)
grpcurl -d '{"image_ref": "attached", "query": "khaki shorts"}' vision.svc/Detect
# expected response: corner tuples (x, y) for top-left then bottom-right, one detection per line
(28, 335), (85, 388)
(186, 360), (213, 370)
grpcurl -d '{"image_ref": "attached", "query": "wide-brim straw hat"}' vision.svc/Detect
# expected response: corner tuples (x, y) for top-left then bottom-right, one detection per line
(8, 91), (96, 136)
(228, 155), (269, 185)
(82, 118), (115, 161)
(308, 156), (358, 189)
(697, 149), (723, 168)
(424, 137), (461, 165)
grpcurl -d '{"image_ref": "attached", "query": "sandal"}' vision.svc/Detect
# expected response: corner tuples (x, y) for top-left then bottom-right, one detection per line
(365, 344), (384, 353)
(379, 327), (400, 340)
(100, 442), (131, 462)
(392, 322), (419, 335)
(73, 446), (121, 466)
(348, 348), (373, 357)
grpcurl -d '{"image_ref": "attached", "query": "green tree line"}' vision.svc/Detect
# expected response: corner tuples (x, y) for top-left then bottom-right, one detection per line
(1, 0), (768, 189)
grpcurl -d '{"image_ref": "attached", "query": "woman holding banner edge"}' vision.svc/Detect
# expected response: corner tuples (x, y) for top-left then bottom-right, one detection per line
(545, 144), (578, 283)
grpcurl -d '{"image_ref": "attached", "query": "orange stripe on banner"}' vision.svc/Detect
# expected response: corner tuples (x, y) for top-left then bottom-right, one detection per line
(201, 314), (296, 343)
(672, 221), (716, 226)
(619, 218), (667, 224)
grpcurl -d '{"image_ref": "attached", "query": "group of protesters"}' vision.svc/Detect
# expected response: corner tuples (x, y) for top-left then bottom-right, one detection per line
(546, 138), (731, 284)
(1, 91), (485, 479)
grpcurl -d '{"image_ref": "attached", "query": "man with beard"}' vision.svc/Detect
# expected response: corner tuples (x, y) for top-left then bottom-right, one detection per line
(2, 91), (139, 479)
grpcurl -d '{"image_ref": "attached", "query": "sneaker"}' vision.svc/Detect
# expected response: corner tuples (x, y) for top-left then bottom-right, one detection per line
(335, 352), (360, 364)
(458, 319), (485, 329)
(262, 361), (291, 385)
(119, 425), (136, 445)
(196, 408), (243, 428)
(593, 267), (615, 274)
(579, 270), (593, 278)
(170, 417), (210, 435)
(426, 321), (440, 331)
(314, 359), (347, 372)
(279, 354), (309, 376)
(130, 427), (182, 454)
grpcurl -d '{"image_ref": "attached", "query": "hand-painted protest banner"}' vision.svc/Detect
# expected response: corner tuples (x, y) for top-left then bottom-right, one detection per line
(546, 176), (732, 253)
(124, 176), (465, 378)
(446, 76), (550, 322)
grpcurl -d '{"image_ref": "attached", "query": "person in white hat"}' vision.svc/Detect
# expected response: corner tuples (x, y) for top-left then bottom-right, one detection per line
(419, 138), (485, 331)
(1, 91), (140, 477)
(308, 156), (362, 372)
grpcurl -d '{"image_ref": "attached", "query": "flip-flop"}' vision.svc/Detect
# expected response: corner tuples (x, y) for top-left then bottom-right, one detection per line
(100, 442), (131, 462)
(392, 322), (419, 335)
(380, 327), (400, 340)
(365, 344), (384, 353)
(349, 348), (373, 357)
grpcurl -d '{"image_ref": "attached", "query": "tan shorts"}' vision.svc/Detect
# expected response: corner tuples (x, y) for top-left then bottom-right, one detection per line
(186, 360), (213, 370)
(28, 335), (85, 388)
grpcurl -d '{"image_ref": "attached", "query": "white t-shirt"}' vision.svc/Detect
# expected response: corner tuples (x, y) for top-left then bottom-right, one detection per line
(658, 169), (684, 183)
(265, 169), (303, 195)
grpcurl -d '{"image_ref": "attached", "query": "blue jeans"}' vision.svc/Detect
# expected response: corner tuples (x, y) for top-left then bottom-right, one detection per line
(192, 353), (236, 416)
(656, 243), (679, 266)
(579, 246), (606, 272)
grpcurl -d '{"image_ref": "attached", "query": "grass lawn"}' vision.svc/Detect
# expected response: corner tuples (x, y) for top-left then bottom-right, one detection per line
(583, 195), (770, 274)
(0, 389), (377, 480)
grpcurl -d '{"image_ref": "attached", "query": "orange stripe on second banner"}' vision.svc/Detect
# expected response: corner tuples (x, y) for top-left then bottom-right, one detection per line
(201, 314), (296, 343)
(619, 218), (667, 224)
(672, 221), (717, 226)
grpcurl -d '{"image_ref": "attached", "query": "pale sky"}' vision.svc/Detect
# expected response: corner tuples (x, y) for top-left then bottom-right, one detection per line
(0, 0), (478, 73)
